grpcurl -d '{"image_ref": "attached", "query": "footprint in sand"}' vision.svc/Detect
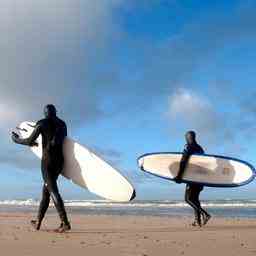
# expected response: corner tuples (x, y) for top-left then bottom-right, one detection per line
(12, 232), (19, 240)
(102, 241), (111, 245)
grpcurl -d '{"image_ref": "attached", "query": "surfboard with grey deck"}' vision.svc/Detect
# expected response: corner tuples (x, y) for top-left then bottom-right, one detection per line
(138, 152), (255, 187)
(17, 121), (136, 202)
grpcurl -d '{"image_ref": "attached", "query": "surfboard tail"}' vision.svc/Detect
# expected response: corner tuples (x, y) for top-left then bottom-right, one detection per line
(130, 189), (136, 201)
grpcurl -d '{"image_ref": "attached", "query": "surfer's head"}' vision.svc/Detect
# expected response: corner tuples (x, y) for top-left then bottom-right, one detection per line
(44, 104), (57, 118)
(185, 130), (196, 144)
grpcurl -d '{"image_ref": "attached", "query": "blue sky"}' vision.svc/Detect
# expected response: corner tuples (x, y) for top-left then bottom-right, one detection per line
(1, 0), (256, 200)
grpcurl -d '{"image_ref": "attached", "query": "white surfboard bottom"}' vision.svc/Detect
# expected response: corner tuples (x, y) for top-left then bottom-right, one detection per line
(138, 153), (255, 187)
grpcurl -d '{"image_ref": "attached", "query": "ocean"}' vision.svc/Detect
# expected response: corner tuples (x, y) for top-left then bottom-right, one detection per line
(0, 199), (256, 218)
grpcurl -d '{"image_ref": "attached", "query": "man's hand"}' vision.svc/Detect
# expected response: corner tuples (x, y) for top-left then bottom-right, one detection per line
(11, 131), (19, 143)
(173, 176), (182, 184)
(11, 131), (38, 147)
(31, 141), (39, 147)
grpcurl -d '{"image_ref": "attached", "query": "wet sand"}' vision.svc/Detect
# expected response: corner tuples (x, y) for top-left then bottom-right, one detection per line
(0, 213), (256, 256)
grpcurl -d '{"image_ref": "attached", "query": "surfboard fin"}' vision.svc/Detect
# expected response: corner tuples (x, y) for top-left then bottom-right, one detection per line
(130, 189), (136, 201)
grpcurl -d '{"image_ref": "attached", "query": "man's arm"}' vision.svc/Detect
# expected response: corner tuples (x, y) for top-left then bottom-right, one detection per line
(174, 146), (191, 183)
(12, 124), (40, 147)
(63, 122), (67, 137)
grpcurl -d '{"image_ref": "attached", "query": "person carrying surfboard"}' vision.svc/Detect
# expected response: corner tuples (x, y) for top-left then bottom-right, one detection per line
(174, 131), (211, 227)
(11, 104), (71, 233)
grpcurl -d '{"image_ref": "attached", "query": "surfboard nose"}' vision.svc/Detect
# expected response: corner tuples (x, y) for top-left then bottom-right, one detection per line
(138, 158), (144, 169)
(130, 189), (136, 201)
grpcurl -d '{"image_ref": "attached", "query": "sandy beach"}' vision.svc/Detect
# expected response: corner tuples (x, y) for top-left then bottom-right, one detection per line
(0, 213), (256, 256)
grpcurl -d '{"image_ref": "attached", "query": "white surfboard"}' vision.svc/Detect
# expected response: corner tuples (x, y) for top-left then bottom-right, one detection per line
(138, 152), (256, 187)
(17, 121), (135, 202)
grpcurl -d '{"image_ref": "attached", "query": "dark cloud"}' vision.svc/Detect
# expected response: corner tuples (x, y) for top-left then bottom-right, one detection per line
(0, 1), (125, 169)
(2, 0), (256, 173)
(0, 144), (38, 170)
(90, 145), (123, 166)
(0, 0), (124, 129)
(2, 1), (255, 126)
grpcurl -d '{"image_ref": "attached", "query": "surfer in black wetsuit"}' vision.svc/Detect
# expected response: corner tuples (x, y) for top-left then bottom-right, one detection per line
(174, 131), (211, 227)
(11, 104), (71, 232)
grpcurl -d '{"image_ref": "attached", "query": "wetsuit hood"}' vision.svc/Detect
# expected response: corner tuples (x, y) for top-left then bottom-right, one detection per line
(44, 104), (57, 119)
(185, 130), (197, 145)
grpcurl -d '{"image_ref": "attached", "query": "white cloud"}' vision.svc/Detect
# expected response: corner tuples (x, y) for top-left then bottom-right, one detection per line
(168, 89), (232, 146)
(169, 89), (211, 119)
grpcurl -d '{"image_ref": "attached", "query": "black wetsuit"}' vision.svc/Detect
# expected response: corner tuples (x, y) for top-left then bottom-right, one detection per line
(13, 116), (69, 226)
(178, 142), (209, 225)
